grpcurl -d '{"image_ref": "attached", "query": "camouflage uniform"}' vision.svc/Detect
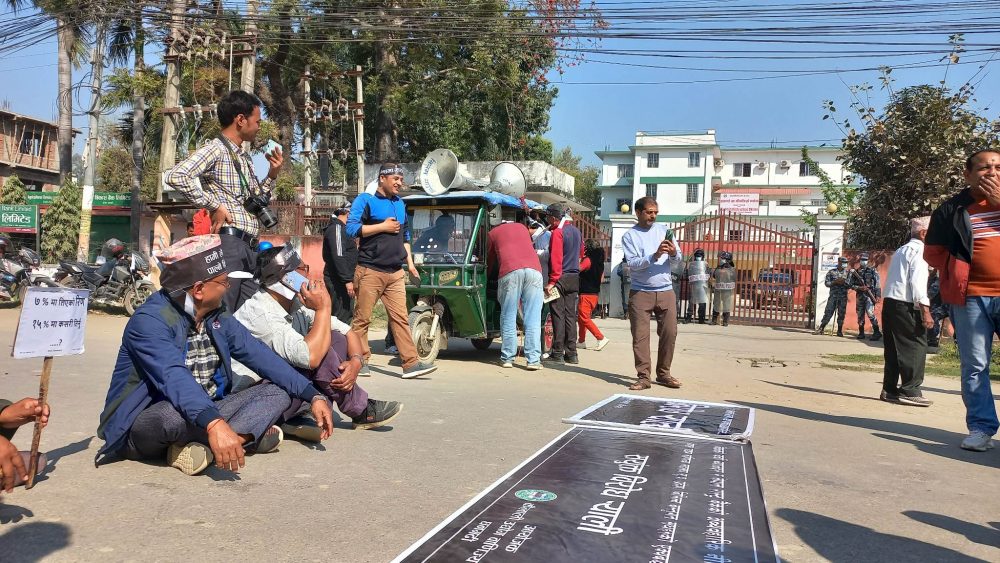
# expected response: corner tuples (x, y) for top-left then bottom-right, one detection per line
(849, 253), (882, 340)
(710, 251), (737, 327)
(816, 258), (850, 336)
(927, 269), (949, 347)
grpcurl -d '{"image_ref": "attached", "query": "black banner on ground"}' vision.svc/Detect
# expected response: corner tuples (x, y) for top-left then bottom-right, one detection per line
(394, 427), (778, 563)
(563, 394), (755, 441)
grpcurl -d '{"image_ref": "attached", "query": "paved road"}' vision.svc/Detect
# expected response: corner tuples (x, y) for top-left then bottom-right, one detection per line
(0, 308), (997, 562)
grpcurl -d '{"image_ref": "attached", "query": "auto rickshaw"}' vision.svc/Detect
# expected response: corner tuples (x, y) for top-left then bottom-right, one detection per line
(404, 190), (546, 363)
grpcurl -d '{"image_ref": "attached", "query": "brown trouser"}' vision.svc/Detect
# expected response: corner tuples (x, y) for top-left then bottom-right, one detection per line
(352, 266), (418, 369)
(628, 289), (678, 382)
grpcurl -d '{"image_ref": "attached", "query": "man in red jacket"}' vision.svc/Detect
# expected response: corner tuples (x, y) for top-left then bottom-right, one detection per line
(925, 149), (1000, 452)
(543, 203), (590, 365)
(487, 216), (544, 369)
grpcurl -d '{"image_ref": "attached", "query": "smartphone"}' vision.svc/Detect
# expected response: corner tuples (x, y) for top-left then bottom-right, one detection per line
(663, 228), (674, 242)
(281, 270), (309, 293)
(264, 139), (282, 157)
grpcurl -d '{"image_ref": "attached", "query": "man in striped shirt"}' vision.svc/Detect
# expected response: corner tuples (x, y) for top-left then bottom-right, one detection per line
(165, 90), (284, 312)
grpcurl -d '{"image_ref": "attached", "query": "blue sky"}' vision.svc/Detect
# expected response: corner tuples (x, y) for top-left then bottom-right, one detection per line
(2, 2), (998, 172)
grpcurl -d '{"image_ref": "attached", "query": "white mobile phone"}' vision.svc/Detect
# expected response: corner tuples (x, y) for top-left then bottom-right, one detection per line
(281, 270), (309, 292)
(264, 140), (282, 157)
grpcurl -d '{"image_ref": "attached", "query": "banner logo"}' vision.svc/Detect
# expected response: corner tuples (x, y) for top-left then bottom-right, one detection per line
(515, 489), (557, 502)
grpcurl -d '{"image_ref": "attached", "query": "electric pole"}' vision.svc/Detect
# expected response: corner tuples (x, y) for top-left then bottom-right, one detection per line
(241, 0), (257, 92)
(77, 24), (106, 261)
(157, 0), (186, 202)
(303, 66), (312, 222)
(355, 65), (365, 195)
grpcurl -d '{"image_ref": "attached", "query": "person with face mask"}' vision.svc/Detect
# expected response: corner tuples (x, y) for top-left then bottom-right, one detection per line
(710, 251), (737, 327)
(233, 245), (402, 440)
(815, 256), (851, 336)
(685, 248), (710, 324)
(849, 252), (882, 341)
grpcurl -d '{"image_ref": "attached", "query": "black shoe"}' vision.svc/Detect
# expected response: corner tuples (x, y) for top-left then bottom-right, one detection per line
(879, 390), (901, 404)
(836, 329), (844, 337)
(543, 353), (564, 363)
(564, 354), (579, 365)
(351, 399), (403, 429)
(869, 331), (882, 342)
(856, 331), (866, 340)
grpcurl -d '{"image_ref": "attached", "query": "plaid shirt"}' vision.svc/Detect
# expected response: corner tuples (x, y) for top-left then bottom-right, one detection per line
(165, 136), (275, 237)
(186, 324), (223, 399)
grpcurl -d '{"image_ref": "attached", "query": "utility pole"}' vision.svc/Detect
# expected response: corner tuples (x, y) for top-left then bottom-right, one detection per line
(129, 5), (146, 251)
(302, 66), (312, 223)
(241, 0), (257, 92)
(157, 0), (186, 202)
(355, 65), (365, 195)
(77, 25), (106, 262)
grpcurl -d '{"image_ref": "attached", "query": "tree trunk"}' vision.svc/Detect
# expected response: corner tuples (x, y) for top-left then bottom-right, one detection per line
(259, 6), (298, 159)
(57, 17), (74, 182)
(130, 7), (145, 247)
(373, 4), (401, 162)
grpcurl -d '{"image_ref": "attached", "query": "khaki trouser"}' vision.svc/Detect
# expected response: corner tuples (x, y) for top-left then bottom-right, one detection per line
(352, 266), (418, 369)
(628, 289), (678, 382)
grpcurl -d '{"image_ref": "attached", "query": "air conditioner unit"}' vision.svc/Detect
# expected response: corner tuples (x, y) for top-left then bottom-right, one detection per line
(714, 159), (725, 168)
(779, 159), (791, 168)
(756, 161), (767, 169)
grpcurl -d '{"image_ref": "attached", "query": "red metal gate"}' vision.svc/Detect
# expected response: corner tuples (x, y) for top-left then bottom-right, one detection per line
(664, 212), (816, 328)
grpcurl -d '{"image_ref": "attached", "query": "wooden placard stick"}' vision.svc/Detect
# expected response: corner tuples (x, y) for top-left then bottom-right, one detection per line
(25, 356), (53, 489)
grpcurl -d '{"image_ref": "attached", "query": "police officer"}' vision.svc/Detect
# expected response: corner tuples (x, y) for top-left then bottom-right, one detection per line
(850, 252), (882, 341)
(815, 256), (850, 337)
(685, 248), (710, 324)
(711, 250), (737, 327)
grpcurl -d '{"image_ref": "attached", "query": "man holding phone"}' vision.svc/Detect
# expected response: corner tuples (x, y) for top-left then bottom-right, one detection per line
(621, 197), (685, 391)
(165, 90), (284, 312)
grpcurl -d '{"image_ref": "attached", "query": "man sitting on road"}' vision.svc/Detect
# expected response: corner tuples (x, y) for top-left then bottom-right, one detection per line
(1, 397), (50, 491)
(96, 235), (334, 476)
(233, 246), (402, 440)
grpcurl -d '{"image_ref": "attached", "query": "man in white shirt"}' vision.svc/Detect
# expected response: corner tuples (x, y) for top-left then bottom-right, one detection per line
(234, 246), (402, 440)
(880, 217), (934, 406)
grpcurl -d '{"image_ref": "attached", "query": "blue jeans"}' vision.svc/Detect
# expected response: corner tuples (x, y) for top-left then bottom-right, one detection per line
(498, 268), (543, 364)
(951, 296), (1000, 436)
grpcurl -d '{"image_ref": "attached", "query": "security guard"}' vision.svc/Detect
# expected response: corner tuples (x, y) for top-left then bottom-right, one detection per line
(815, 256), (851, 337)
(850, 252), (882, 341)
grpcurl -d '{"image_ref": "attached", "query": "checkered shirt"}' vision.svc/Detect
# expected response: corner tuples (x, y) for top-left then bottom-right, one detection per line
(165, 136), (275, 237)
(185, 324), (223, 398)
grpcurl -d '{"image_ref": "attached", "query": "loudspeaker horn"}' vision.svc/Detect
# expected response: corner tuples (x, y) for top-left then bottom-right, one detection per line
(484, 162), (526, 198)
(419, 148), (484, 196)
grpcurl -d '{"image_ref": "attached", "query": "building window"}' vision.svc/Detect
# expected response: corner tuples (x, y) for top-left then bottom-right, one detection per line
(19, 132), (45, 157)
(617, 164), (634, 179)
(810, 199), (825, 206)
(777, 199), (792, 206)
(799, 161), (815, 176)
(686, 184), (699, 204)
(616, 198), (631, 212)
(688, 152), (700, 168)
(727, 229), (743, 241)
(733, 163), (752, 177)
(647, 153), (659, 168)
(645, 184), (658, 198)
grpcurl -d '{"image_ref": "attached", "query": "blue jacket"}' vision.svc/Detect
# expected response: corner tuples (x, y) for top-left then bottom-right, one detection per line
(96, 290), (320, 463)
(346, 191), (409, 272)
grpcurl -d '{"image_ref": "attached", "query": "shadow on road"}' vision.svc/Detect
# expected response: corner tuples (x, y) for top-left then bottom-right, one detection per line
(921, 385), (999, 400)
(732, 401), (1000, 470)
(34, 437), (94, 484)
(0, 521), (72, 561)
(903, 511), (1000, 549)
(760, 380), (880, 402)
(776, 508), (987, 563)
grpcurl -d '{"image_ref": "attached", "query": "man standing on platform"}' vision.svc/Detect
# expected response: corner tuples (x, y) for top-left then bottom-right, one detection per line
(880, 217), (934, 407)
(621, 196), (684, 391)
(166, 90), (283, 313)
(322, 206), (358, 324)
(346, 164), (436, 379)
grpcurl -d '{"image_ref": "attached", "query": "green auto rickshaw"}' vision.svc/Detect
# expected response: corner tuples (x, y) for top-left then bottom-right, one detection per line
(404, 190), (547, 363)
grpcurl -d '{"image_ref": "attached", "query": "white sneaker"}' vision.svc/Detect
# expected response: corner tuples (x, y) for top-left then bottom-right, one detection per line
(960, 430), (995, 452)
(577, 341), (588, 350)
(541, 352), (550, 360)
(501, 360), (513, 368)
(594, 338), (610, 351)
(256, 425), (284, 454)
(167, 442), (213, 476)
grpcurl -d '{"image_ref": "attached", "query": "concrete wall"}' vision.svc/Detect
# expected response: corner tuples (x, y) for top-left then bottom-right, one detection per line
(364, 160), (575, 197)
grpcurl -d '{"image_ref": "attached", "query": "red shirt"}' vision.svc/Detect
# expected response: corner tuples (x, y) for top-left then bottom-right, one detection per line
(487, 222), (542, 278)
(967, 200), (1000, 296)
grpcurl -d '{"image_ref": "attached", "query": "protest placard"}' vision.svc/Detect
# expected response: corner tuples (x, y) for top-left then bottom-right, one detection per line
(393, 427), (777, 562)
(12, 287), (90, 359)
(563, 395), (755, 441)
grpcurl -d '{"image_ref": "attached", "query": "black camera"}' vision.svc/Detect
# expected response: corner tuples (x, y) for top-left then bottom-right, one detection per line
(243, 194), (278, 229)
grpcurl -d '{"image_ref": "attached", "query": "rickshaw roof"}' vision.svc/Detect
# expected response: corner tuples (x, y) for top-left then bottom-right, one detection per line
(403, 190), (545, 210)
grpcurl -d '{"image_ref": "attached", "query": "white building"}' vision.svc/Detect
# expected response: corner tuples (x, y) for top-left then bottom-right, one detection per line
(596, 130), (853, 231)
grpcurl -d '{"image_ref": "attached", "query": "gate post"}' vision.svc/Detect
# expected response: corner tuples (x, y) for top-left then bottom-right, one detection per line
(609, 212), (638, 318)
(813, 215), (847, 329)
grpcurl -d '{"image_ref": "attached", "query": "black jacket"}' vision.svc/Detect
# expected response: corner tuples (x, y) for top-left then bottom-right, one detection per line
(323, 217), (359, 286)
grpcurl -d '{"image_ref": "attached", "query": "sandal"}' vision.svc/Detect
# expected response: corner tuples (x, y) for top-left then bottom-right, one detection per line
(655, 376), (682, 389)
(628, 380), (651, 391)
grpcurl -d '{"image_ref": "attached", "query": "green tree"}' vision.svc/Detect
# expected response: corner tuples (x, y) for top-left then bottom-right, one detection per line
(823, 37), (1000, 248)
(797, 148), (859, 228)
(0, 174), (28, 204)
(552, 146), (601, 209)
(41, 179), (82, 262)
(97, 144), (134, 193)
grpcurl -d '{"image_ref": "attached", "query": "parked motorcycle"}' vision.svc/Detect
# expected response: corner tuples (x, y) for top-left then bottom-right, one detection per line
(0, 236), (58, 304)
(53, 238), (155, 316)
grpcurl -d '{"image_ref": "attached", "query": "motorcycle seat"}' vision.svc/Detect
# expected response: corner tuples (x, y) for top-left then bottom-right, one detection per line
(60, 260), (99, 274)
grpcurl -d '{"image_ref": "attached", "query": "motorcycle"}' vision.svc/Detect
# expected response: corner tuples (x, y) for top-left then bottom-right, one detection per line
(54, 239), (155, 316)
(0, 247), (59, 305)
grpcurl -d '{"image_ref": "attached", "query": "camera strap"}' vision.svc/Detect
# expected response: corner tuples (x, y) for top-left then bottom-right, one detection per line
(217, 133), (251, 199)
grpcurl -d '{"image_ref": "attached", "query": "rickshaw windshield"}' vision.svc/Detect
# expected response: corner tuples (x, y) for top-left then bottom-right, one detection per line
(409, 207), (479, 263)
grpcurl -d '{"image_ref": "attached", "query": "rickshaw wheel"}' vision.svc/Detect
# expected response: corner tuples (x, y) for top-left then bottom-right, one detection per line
(471, 338), (494, 351)
(408, 309), (442, 363)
